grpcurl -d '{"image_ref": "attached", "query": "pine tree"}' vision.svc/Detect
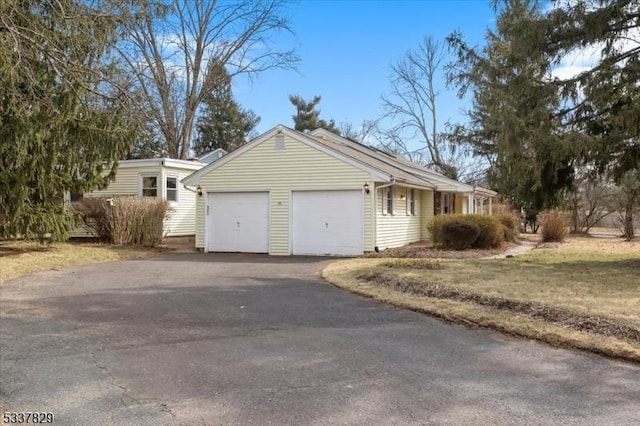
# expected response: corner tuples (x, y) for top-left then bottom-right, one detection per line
(534, 0), (640, 181)
(447, 0), (574, 213)
(193, 68), (260, 155)
(0, 0), (141, 241)
(289, 95), (340, 134)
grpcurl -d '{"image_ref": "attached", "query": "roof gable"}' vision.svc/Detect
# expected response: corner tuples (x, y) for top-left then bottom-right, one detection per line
(181, 125), (389, 186)
(182, 125), (496, 195)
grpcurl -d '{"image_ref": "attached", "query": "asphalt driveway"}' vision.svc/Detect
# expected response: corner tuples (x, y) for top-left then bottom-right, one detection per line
(1, 253), (639, 425)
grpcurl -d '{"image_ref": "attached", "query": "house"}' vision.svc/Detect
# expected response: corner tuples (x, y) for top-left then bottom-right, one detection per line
(70, 158), (208, 238)
(182, 125), (497, 256)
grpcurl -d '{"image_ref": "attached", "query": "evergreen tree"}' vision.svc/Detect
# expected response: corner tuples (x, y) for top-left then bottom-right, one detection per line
(194, 68), (260, 155)
(289, 95), (340, 134)
(532, 0), (640, 181)
(447, 0), (574, 213)
(0, 0), (141, 241)
(127, 124), (168, 159)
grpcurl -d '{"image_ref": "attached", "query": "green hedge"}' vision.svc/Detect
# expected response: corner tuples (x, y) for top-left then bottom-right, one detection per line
(428, 214), (504, 250)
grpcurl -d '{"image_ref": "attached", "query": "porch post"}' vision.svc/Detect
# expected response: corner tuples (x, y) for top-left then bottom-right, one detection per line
(489, 197), (493, 215)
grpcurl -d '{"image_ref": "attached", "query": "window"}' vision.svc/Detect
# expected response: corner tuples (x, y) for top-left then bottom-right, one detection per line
(382, 187), (394, 215)
(166, 176), (178, 202)
(140, 175), (158, 197)
(407, 189), (416, 215)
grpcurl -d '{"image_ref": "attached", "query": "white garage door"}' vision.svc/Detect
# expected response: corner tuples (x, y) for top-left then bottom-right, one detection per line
(292, 190), (363, 256)
(207, 192), (269, 253)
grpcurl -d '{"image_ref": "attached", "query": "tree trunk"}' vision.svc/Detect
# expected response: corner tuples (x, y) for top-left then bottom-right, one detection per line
(623, 205), (634, 241)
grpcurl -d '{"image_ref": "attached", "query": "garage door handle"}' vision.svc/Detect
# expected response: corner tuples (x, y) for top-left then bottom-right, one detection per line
(325, 222), (328, 229)
(237, 221), (240, 228)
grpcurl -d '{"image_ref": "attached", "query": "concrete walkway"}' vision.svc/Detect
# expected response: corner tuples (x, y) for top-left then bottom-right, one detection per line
(484, 241), (537, 259)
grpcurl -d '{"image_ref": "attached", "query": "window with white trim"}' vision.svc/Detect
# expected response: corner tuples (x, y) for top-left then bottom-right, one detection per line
(407, 189), (416, 215)
(382, 187), (395, 215)
(140, 174), (158, 197)
(166, 176), (178, 202)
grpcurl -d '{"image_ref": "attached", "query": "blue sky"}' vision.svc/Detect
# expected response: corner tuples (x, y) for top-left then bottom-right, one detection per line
(234, 0), (496, 136)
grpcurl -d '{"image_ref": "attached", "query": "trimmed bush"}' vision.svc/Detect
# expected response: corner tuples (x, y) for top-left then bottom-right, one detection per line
(73, 197), (170, 247)
(539, 209), (570, 242)
(440, 220), (481, 250)
(428, 214), (504, 250)
(468, 214), (504, 248)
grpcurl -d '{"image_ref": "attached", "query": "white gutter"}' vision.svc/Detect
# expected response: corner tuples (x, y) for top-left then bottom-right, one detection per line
(183, 184), (198, 194)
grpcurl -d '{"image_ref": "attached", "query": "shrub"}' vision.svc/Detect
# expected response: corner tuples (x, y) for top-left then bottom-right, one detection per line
(502, 224), (514, 243)
(468, 214), (504, 248)
(74, 197), (170, 247)
(427, 215), (448, 246)
(440, 220), (481, 250)
(497, 213), (520, 240)
(72, 198), (111, 241)
(539, 209), (570, 242)
(428, 214), (503, 250)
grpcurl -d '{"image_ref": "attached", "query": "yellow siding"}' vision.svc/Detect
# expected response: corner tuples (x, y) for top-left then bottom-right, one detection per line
(375, 186), (423, 250)
(85, 165), (156, 197)
(195, 135), (373, 254)
(74, 164), (199, 237)
(421, 190), (434, 241)
(163, 166), (198, 237)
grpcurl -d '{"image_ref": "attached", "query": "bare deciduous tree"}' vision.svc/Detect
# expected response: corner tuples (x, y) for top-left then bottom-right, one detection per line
(119, 0), (298, 159)
(381, 35), (455, 176)
(566, 169), (616, 234)
(339, 119), (378, 144)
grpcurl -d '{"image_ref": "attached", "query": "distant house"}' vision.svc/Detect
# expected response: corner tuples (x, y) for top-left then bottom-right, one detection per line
(182, 125), (497, 256)
(70, 158), (210, 238)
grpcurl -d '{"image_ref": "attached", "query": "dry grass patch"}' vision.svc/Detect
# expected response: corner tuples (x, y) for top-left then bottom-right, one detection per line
(323, 236), (640, 362)
(0, 241), (161, 284)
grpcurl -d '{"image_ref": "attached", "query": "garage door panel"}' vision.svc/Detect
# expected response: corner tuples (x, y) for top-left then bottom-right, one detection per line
(292, 190), (362, 256)
(207, 192), (269, 253)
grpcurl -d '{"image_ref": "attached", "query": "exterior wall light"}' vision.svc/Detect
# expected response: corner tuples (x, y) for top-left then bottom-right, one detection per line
(196, 185), (203, 196)
(364, 183), (370, 194)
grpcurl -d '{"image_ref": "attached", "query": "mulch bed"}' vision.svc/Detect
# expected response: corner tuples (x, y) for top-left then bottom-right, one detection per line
(364, 241), (509, 260)
(357, 271), (640, 343)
